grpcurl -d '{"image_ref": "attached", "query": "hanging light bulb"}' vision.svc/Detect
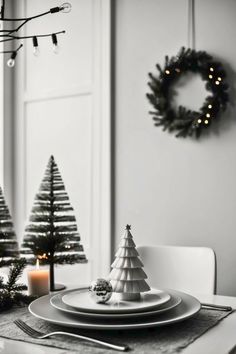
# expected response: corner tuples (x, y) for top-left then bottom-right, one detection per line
(7, 51), (17, 68)
(7, 58), (15, 67)
(60, 2), (72, 13)
(51, 33), (59, 54)
(32, 36), (40, 57)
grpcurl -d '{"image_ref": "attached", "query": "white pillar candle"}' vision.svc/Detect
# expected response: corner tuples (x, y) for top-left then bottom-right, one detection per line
(28, 259), (49, 297)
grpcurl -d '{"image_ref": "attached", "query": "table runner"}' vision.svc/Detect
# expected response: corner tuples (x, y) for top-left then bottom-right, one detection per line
(0, 307), (232, 353)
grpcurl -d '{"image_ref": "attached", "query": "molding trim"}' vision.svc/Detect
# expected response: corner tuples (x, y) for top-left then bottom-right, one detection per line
(89, 0), (111, 279)
(24, 85), (93, 103)
(0, 43), (4, 188)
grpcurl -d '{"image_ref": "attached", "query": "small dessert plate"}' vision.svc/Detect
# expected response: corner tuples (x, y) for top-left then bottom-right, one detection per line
(62, 288), (171, 314)
(51, 289), (181, 319)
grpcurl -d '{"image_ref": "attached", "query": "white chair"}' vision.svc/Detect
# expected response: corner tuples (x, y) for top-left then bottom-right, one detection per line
(137, 245), (216, 295)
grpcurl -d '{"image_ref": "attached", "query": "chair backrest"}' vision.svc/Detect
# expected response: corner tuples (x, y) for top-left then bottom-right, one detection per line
(137, 245), (216, 295)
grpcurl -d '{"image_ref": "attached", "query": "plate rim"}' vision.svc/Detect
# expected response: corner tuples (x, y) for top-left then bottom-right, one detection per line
(28, 289), (201, 330)
(50, 289), (182, 318)
(61, 287), (171, 314)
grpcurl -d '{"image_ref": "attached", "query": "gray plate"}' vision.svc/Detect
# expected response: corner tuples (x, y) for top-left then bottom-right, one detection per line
(29, 288), (201, 330)
(62, 288), (171, 314)
(50, 288), (182, 319)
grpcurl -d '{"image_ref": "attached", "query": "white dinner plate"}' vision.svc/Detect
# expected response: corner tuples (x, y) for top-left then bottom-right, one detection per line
(29, 289), (201, 330)
(50, 288), (182, 319)
(62, 288), (171, 314)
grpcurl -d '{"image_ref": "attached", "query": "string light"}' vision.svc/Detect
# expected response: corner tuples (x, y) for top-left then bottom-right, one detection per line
(175, 68), (181, 73)
(204, 119), (209, 124)
(32, 36), (40, 57)
(7, 52), (16, 67)
(210, 67), (214, 72)
(217, 77), (222, 81)
(198, 119), (202, 124)
(51, 33), (59, 54)
(208, 104), (212, 109)
(165, 69), (170, 75)
(206, 113), (210, 118)
(0, 2), (72, 67)
(3, 43), (23, 67)
(209, 74), (213, 79)
(215, 81), (220, 85)
(60, 3), (72, 13)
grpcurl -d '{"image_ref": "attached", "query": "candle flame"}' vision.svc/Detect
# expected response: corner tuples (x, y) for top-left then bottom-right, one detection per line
(36, 258), (40, 270)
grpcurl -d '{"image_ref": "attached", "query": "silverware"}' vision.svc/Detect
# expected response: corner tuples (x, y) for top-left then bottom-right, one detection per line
(14, 319), (129, 352)
(201, 303), (232, 311)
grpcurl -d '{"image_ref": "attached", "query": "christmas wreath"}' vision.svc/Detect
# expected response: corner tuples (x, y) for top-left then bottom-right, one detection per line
(147, 47), (229, 138)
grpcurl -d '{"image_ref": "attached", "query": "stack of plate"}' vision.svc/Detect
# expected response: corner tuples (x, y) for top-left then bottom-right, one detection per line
(29, 287), (201, 330)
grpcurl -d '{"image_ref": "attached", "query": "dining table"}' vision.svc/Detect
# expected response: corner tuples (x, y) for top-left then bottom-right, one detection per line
(0, 291), (236, 354)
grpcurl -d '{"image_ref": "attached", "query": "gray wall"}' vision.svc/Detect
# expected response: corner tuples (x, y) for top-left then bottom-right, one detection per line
(114, 0), (236, 296)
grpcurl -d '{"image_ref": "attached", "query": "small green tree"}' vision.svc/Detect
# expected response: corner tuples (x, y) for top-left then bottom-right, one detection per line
(0, 259), (34, 312)
(0, 187), (19, 267)
(21, 156), (87, 291)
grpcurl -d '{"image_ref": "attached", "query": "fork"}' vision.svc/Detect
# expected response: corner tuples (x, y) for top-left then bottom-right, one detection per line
(14, 319), (129, 352)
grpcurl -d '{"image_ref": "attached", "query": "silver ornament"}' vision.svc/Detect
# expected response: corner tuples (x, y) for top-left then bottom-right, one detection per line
(89, 278), (113, 303)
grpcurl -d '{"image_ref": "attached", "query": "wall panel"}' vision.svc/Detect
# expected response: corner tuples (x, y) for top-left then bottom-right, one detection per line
(115, 0), (236, 296)
(12, 0), (111, 284)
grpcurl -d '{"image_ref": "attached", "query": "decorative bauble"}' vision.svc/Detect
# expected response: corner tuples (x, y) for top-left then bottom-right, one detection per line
(89, 278), (112, 304)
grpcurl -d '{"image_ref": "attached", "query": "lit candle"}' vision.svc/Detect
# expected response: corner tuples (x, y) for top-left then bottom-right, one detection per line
(28, 259), (49, 297)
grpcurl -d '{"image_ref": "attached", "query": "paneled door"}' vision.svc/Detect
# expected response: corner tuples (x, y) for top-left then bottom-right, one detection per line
(10, 0), (111, 284)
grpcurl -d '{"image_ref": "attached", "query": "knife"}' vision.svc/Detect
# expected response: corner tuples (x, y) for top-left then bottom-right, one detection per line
(201, 303), (232, 311)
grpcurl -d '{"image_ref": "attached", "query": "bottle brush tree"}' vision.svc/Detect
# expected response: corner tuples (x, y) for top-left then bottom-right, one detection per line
(21, 156), (87, 291)
(0, 187), (19, 267)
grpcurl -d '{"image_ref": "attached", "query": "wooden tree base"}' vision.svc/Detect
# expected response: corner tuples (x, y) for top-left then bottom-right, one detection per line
(117, 292), (141, 301)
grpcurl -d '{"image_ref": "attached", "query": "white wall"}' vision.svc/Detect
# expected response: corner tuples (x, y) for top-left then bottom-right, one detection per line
(115, 0), (236, 296)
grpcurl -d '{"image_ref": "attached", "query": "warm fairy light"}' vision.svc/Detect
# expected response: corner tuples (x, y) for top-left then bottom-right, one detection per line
(208, 104), (212, 109)
(38, 253), (48, 260)
(36, 258), (40, 270)
(206, 113), (210, 118)
(175, 68), (181, 73)
(217, 77), (222, 81)
(210, 67), (214, 72)
(198, 119), (202, 123)
(215, 81), (220, 85)
(205, 119), (209, 124)
(165, 70), (170, 75)
(209, 75), (213, 79)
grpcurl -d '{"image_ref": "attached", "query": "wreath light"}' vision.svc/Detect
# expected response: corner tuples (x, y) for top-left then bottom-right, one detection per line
(147, 47), (229, 138)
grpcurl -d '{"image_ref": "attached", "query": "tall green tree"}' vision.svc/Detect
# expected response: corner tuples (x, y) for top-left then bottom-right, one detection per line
(0, 187), (19, 267)
(21, 156), (87, 291)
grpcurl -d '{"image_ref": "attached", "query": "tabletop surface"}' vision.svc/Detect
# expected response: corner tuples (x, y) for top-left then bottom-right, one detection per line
(0, 293), (236, 354)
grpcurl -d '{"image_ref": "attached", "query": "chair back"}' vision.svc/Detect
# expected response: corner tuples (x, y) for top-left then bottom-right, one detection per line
(137, 245), (216, 294)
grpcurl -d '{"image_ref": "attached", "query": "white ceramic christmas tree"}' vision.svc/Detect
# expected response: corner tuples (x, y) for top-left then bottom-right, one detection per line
(109, 225), (150, 301)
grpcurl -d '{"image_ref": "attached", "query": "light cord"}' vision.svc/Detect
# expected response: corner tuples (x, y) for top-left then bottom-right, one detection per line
(187, 0), (196, 50)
